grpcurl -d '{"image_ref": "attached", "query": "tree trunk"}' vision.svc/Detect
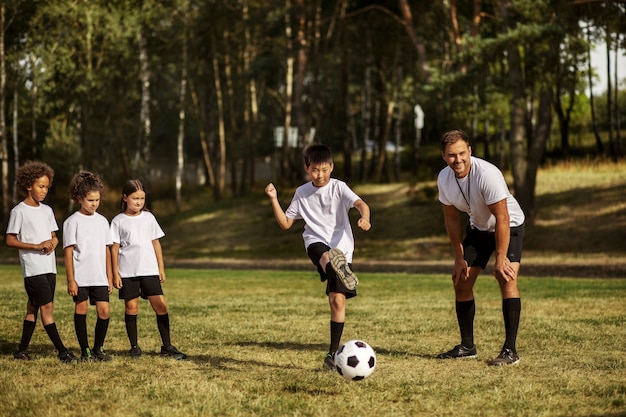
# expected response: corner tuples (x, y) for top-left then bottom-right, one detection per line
(0, 2), (8, 219)
(242, 0), (258, 188)
(281, 0), (294, 185)
(213, 42), (226, 201)
(586, 21), (604, 154)
(135, 1), (152, 181)
(12, 84), (17, 204)
(175, 6), (188, 212)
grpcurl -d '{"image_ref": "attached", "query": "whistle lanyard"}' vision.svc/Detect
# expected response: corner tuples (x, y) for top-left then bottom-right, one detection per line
(455, 175), (471, 216)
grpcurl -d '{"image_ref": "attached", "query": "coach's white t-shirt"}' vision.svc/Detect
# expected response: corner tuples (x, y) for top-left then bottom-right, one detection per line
(63, 211), (113, 287)
(110, 211), (165, 277)
(438, 156), (525, 232)
(285, 178), (360, 262)
(6, 202), (58, 277)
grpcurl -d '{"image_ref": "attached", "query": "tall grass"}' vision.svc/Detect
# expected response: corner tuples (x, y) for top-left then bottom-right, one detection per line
(0, 265), (624, 417)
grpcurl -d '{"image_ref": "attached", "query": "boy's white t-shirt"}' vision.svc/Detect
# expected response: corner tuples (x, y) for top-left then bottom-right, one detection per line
(285, 178), (360, 262)
(438, 156), (525, 232)
(63, 211), (113, 287)
(110, 211), (165, 277)
(6, 202), (59, 277)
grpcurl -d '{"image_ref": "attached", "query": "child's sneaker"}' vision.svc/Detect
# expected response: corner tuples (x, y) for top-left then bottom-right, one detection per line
(81, 348), (96, 362)
(328, 248), (359, 290)
(323, 352), (336, 371)
(13, 350), (31, 360)
(160, 345), (187, 360)
(129, 345), (142, 359)
(59, 350), (79, 363)
(92, 346), (112, 362)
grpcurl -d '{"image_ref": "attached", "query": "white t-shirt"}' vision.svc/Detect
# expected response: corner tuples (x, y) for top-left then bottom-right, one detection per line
(6, 202), (59, 277)
(110, 211), (165, 277)
(63, 211), (113, 287)
(285, 178), (360, 262)
(438, 156), (525, 232)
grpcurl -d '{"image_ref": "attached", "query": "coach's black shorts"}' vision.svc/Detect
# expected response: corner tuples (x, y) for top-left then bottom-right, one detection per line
(307, 242), (357, 299)
(463, 224), (525, 269)
(24, 273), (56, 306)
(118, 276), (164, 301)
(73, 286), (110, 305)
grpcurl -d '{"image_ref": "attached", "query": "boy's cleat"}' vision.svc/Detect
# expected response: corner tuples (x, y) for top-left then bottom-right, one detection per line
(129, 345), (142, 359)
(81, 348), (96, 363)
(13, 350), (31, 360)
(488, 348), (520, 366)
(436, 344), (477, 359)
(59, 350), (79, 363)
(328, 248), (359, 290)
(92, 346), (112, 362)
(323, 352), (336, 371)
(160, 345), (187, 360)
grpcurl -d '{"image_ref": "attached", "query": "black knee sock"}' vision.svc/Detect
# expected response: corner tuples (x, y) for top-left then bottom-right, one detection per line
(125, 314), (138, 347)
(74, 314), (89, 352)
(156, 313), (171, 347)
(93, 317), (110, 350)
(503, 298), (521, 352)
(329, 321), (344, 354)
(44, 323), (67, 353)
(456, 299), (475, 348)
(18, 320), (37, 352)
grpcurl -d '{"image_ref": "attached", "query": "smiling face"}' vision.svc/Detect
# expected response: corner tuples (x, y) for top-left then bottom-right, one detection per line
(123, 190), (146, 215)
(78, 191), (101, 215)
(305, 162), (334, 187)
(26, 176), (51, 205)
(442, 140), (472, 178)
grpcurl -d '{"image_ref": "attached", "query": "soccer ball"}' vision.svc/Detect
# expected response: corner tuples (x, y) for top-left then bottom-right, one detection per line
(334, 340), (376, 381)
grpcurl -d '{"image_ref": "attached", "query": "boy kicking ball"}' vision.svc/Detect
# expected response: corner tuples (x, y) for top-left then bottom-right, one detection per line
(265, 144), (371, 370)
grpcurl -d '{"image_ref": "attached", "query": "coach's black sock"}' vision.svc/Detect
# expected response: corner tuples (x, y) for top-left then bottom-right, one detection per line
(156, 313), (171, 347)
(44, 323), (67, 353)
(503, 298), (521, 352)
(456, 299), (475, 348)
(329, 321), (345, 354)
(125, 314), (138, 347)
(18, 320), (37, 352)
(74, 313), (89, 353)
(93, 317), (110, 351)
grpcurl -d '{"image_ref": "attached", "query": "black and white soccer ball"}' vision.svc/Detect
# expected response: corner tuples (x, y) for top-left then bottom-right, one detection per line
(334, 340), (376, 381)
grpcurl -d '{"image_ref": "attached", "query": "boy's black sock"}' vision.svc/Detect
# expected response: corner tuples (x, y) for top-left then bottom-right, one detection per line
(44, 323), (67, 353)
(93, 317), (110, 350)
(18, 320), (37, 352)
(74, 313), (89, 352)
(125, 314), (139, 347)
(456, 299), (475, 348)
(503, 298), (521, 352)
(329, 321), (344, 354)
(156, 313), (171, 347)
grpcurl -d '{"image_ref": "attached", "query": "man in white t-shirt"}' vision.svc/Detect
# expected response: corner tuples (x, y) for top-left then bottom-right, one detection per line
(436, 129), (525, 366)
(265, 144), (371, 370)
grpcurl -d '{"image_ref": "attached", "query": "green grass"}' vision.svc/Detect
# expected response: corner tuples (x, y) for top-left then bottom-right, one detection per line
(0, 265), (624, 417)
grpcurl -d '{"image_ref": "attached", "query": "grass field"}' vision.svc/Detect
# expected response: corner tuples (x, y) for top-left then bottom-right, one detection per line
(0, 265), (624, 417)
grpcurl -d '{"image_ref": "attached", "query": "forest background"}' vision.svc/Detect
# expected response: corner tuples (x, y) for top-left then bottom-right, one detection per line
(0, 0), (624, 235)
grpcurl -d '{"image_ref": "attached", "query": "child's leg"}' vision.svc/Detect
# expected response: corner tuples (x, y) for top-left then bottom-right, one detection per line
(93, 301), (110, 351)
(18, 301), (39, 352)
(40, 301), (69, 353)
(148, 295), (170, 346)
(74, 300), (89, 354)
(328, 292), (346, 354)
(124, 298), (140, 348)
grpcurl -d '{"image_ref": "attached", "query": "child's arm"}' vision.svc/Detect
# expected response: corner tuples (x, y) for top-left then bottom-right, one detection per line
(152, 239), (166, 283)
(105, 245), (113, 294)
(265, 183), (295, 230)
(64, 246), (79, 296)
(5, 232), (57, 255)
(353, 199), (372, 231)
(111, 243), (123, 289)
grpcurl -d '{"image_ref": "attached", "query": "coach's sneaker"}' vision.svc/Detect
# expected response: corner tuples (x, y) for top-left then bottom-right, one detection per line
(488, 347), (519, 366)
(129, 345), (142, 359)
(59, 350), (79, 363)
(92, 346), (112, 362)
(436, 344), (477, 359)
(323, 352), (336, 371)
(14, 350), (31, 360)
(160, 345), (187, 360)
(328, 248), (359, 290)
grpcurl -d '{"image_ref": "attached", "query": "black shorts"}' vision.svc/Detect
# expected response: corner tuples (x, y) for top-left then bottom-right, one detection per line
(307, 242), (357, 299)
(118, 276), (164, 301)
(464, 224), (525, 269)
(73, 286), (110, 305)
(24, 273), (56, 306)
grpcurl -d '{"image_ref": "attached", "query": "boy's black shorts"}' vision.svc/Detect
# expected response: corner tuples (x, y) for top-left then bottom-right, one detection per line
(24, 273), (56, 306)
(463, 224), (525, 269)
(73, 286), (110, 305)
(307, 242), (357, 299)
(118, 276), (164, 301)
